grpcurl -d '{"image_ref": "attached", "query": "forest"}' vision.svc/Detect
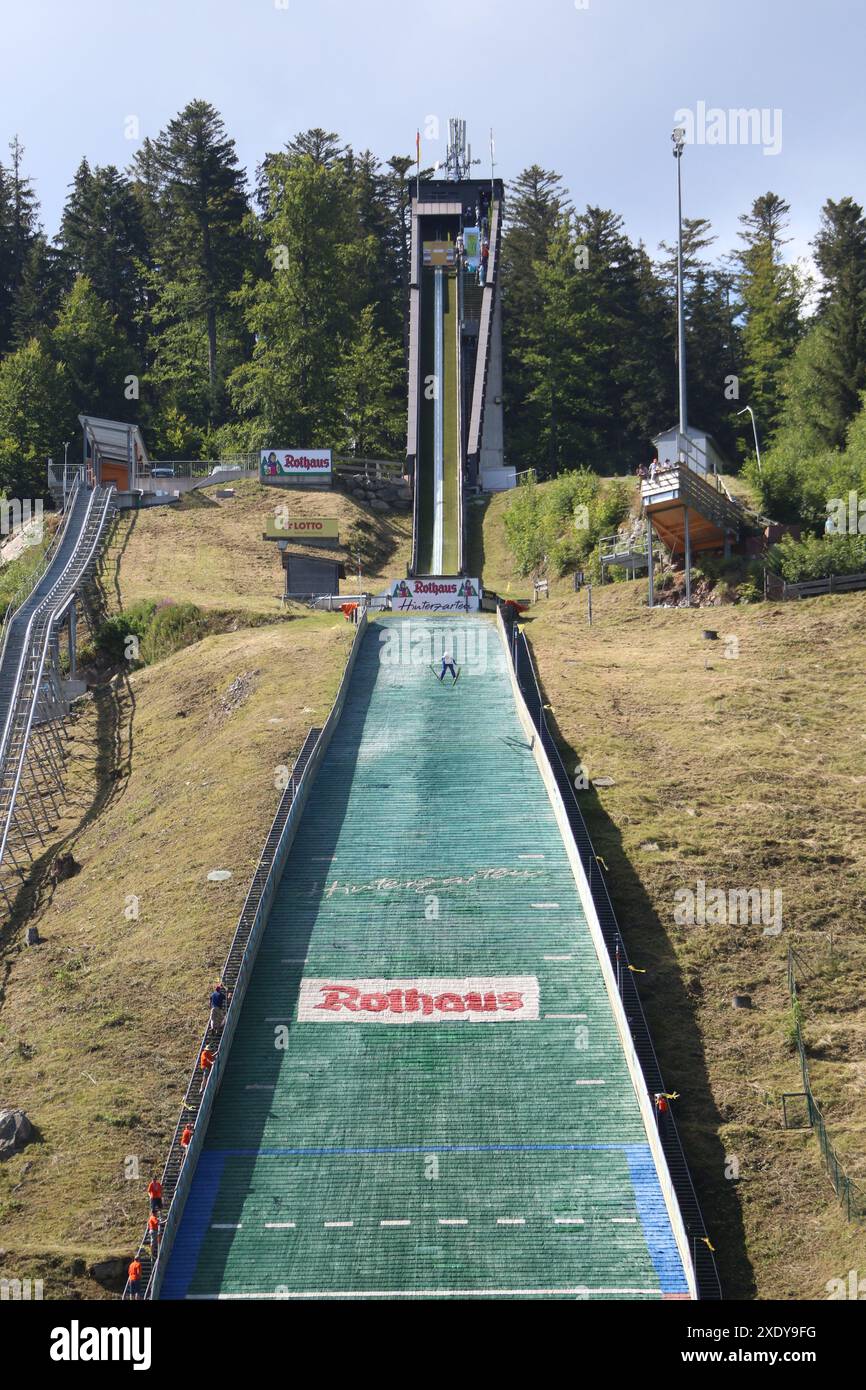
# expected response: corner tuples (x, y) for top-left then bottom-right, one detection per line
(1, 99), (865, 534)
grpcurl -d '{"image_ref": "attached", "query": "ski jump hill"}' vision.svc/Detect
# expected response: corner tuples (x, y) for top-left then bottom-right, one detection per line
(156, 613), (698, 1300)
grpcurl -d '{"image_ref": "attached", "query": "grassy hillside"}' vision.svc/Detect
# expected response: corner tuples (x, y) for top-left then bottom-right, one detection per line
(509, 572), (866, 1300)
(112, 478), (412, 615)
(0, 525), (355, 1295)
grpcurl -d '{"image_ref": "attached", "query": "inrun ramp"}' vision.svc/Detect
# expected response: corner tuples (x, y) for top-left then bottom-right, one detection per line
(415, 267), (460, 576)
(163, 616), (690, 1300)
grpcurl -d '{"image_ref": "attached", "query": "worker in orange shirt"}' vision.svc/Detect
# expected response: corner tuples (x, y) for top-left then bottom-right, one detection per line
(147, 1212), (161, 1258)
(147, 1176), (163, 1215)
(128, 1256), (143, 1299)
(199, 1045), (216, 1093)
(180, 1123), (194, 1163)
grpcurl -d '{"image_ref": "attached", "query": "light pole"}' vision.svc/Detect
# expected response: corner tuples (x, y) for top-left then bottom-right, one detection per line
(737, 405), (762, 476)
(672, 127), (688, 440)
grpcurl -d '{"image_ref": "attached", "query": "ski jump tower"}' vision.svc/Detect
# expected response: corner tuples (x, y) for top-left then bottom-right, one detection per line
(407, 118), (505, 578)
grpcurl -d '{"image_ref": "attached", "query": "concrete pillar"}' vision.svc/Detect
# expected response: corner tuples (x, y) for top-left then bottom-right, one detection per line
(68, 602), (77, 677)
(684, 505), (692, 607)
(479, 290), (504, 482)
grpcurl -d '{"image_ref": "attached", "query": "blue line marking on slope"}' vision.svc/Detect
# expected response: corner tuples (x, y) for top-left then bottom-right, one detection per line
(160, 1152), (227, 1301)
(625, 1144), (689, 1294)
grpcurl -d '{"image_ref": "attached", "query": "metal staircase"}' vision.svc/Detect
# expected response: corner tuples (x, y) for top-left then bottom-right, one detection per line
(0, 478), (116, 910)
(123, 727), (323, 1299)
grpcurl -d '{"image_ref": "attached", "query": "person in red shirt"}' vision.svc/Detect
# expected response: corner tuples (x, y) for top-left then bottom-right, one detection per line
(147, 1212), (161, 1257)
(199, 1046), (216, 1093)
(147, 1176), (163, 1214)
(128, 1257), (142, 1299)
(180, 1123), (194, 1162)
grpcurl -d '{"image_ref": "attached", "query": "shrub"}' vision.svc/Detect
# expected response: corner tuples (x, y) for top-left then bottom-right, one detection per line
(96, 600), (157, 665)
(504, 470), (633, 578)
(768, 531), (866, 583)
(140, 601), (207, 664)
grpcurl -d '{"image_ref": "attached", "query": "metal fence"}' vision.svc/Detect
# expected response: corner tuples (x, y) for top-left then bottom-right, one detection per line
(123, 608), (371, 1299)
(499, 607), (721, 1299)
(140, 454), (404, 481)
(785, 946), (866, 1222)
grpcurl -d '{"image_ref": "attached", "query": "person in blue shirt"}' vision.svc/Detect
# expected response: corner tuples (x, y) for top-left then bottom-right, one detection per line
(209, 981), (230, 1034)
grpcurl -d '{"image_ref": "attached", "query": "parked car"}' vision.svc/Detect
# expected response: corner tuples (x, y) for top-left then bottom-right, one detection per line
(150, 465), (176, 478)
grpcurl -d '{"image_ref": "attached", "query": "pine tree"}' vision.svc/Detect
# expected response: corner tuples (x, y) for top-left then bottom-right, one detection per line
(131, 101), (253, 422)
(734, 193), (803, 441)
(10, 234), (64, 347)
(58, 161), (149, 348)
(0, 338), (72, 496)
(501, 167), (573, 471)
(811, 196), (866, 444)
(334, 305), (403, 458)
(228, 154), (363, 445)
(51, 276), (132, 421)
(0, 138), (40, 355)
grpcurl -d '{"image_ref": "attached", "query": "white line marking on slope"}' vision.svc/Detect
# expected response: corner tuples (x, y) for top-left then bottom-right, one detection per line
(264, 1222), (296, 1229)
(574, 1079), (605, 1086)
(545, 1013), (585, 1019)
(554, 1218), (585, 1226)
(380, 1219), (411, 1228)
(519, 854), (545, 860)
(189, 1287), (665, 1299)
(432, 266), (444, 573)
(496, 1217), (526, 1226)
(324, 1221), (353, 1229)
(544, 954), (573, 961)
(211, 1223), (242, 1230)
(612, 1218), (638, 1224)
(245, 1084), (275, 1091)
(532, 903), (560, 909)
(438, 1218), (468, 1226)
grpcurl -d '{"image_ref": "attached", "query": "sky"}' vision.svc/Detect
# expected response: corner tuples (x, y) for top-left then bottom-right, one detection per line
(0, 0), (863, 275)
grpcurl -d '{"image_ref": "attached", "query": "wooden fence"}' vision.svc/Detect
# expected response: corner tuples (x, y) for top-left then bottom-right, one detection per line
(764, 569), (866, 601)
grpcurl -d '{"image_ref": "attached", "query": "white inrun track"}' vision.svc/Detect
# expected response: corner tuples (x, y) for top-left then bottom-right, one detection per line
(431, 266), (444, 575)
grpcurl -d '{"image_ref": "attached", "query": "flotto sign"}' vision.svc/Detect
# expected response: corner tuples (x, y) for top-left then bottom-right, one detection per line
(263, 516), (339, 540)
(298, 976), (539, 1022)
(391, 577), (481, 611)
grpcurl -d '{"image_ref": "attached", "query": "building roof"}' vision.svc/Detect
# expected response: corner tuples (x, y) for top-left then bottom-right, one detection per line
(79, 415), (150, 466)
(280, 545), (347, 575)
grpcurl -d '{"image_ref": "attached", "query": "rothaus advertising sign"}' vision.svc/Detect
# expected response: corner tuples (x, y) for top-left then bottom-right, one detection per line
(391, 577), (481, 612)
(298, 977), (540, 1023)
(260, 448), (332, 483)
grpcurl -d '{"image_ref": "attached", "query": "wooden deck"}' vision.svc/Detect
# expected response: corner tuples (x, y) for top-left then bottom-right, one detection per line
(642, 466), (744, 556)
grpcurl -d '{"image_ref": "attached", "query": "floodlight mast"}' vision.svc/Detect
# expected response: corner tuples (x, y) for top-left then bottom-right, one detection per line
(672, 126), (688, 438)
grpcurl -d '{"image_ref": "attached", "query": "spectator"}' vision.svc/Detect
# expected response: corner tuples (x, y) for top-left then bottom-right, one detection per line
(649, 458), (659, 482)
(147, 1212), (161, 1259)
(147, 1176), (163, 1215)
(209, 981), (230, 1034)
(199, 1045), (216, 1093)
(128, 1256), (143, 1300)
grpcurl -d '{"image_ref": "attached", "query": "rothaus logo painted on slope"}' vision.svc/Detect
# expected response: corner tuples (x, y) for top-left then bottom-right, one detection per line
(298, 976), (540, 1022)
(50, 1320), (152, 1371)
